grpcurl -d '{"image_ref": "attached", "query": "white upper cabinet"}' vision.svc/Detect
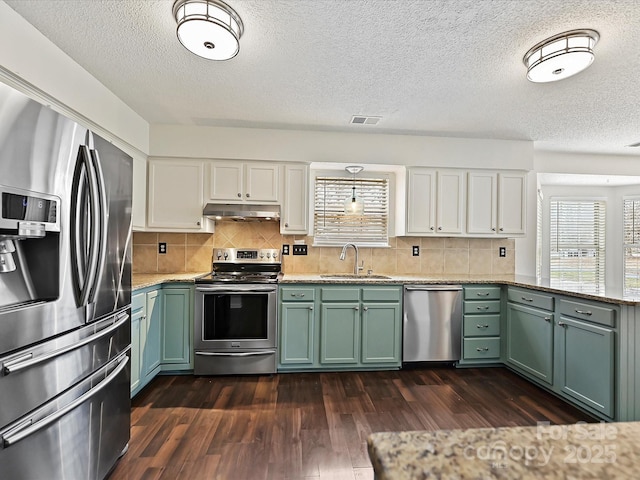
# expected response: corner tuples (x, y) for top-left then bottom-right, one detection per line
(406, 169), (436, 234)
(132, 153), (147, 230)
(467, 171), (526, 236)
(436, 170), (464, 234)
(406, 168), (463, 235)
(281, 164), (309, 234)
(497, 172), (526, 235)
(147, 158), (211, 231)
(467, 171), (498, 234)
(207, 161), (279, 203)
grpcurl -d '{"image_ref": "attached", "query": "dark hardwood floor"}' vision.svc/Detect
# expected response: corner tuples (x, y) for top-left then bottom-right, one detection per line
(109, 367), (595, 480)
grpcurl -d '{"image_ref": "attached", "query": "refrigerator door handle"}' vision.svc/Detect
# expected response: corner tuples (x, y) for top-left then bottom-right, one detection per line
(2, 312), (129, 375)
(88, 148), (108, 305)
(1, 354), (128, 448)
(70, 145), (101, 308)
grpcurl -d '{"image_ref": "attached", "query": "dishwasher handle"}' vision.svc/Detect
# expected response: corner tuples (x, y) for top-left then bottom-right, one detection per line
(404, 285), (463, 291)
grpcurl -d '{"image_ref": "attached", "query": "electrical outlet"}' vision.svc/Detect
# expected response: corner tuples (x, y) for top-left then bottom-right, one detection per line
(412, 245), (420, 256)
(499, 247), (506, 257)
(282, 244), (290, 255)
(292, 244), (308, 255)
(159, 242), (167, 254)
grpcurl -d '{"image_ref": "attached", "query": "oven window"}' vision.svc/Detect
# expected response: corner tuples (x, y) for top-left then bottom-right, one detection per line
(203, 293), (269, 340)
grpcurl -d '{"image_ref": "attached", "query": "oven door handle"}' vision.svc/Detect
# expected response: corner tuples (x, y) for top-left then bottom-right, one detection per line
(195, 287), (277, 293)
(195, 350), (275, 357)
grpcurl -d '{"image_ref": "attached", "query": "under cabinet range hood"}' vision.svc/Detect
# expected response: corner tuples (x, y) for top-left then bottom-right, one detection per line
(203, 203), (281, 221)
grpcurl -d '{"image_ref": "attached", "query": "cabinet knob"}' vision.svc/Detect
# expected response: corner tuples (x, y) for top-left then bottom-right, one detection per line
(430, 226), (435, 231)
(363, 306), (369, 311)
(285, 223), (289, 227)
(438, 226), (442, 231)
(544, 317), (551, 322)
(197, 221), (201, 226)
(237, 193), (242, 198)
(246, 193), (251, 198)
(499, 227), (504, 232)
(354, 306), (359, 311)
(557, 321), (567, 327)
(309, 306), (314, 311)
(491, 227), (496, 231)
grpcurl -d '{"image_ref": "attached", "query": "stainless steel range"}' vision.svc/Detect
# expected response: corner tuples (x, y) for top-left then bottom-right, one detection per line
(194, 248), (280, 375)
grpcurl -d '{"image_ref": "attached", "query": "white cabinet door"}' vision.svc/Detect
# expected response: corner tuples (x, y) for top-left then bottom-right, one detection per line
(467, 171), (498, 234)
(406, 169), (436, 234)
(281, 164), (309, 234)
(147, 159), (205, 230)
(436, 170), (464, 234)
(498, 172), (526, 235)
(208, 161), (243, 201)
(246, 163), (279, 202)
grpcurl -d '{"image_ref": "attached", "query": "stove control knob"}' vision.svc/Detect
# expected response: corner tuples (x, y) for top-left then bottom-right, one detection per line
(223, 252), (229, 260)
(216, 250), (222, 260)
(273, 252), (278, 259)
(266, 252), (271, 258)
(260, 253), (265, 258)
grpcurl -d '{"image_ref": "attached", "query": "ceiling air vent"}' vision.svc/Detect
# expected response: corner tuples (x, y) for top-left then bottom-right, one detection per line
(350, 115), (381, 125)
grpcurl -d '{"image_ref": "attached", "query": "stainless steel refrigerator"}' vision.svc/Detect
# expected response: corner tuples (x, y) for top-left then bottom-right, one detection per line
(0, 81), (132, 479)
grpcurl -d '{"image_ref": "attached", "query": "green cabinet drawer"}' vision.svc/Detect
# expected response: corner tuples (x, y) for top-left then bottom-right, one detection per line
(321, 287), (360, 302)
(507, 287), (554, 311)
(463, 314), (500, 337)
(559, 299), (616, 327)
(464, 286), (501, 300)
(281, 287), (316, 302)
(463, 300), (500, 314)
(463, 338), (501, 360)
(362, 287), (401, 302)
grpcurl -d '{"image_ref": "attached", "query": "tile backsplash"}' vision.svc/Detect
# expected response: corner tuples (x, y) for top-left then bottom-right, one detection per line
(133, 222), (515, 275)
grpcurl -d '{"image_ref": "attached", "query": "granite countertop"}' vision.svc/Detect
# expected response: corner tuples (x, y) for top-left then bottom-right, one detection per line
(368, 422), (640, 479)
(132, 272), (208, 289)
(280, 274), (640, 306)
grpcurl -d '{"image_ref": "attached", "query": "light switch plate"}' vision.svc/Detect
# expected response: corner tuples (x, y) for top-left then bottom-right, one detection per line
(292, 245), (307, 255)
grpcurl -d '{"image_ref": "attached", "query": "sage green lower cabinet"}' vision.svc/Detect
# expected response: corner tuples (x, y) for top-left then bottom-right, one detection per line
(161, 286), (193, 370)
(278, 284), (402, 371)
(555, 316), (615, 418)
(506, 302), (554, 385)
(320, 303), (360, 364)
(131, 283), (194, 397)
(459, 285), (502, 365)
(280, 302), (315, 365)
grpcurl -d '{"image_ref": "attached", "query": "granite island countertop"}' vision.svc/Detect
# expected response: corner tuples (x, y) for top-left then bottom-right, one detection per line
(368, 421), (640, 479)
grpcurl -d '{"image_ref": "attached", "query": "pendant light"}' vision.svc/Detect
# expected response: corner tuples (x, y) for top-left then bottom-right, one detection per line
(523, 29), (599, 83)
(173, 0), (244, 61)
(344, 166), (364, 215)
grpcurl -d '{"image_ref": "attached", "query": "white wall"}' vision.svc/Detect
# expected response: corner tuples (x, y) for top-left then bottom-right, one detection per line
(150, 124), (534, 170)
(0, 2), (149, 156)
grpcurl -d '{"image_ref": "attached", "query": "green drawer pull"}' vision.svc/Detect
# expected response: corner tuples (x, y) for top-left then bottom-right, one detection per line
(291, 293), (305, 297)
(476, 347), (490, 352)
(476, 292), (490, 297)
(521, 296), (533, 302)
(476, 324), (489, 329)
(477, 306), (490, 310)
(575, 309), (592, 316)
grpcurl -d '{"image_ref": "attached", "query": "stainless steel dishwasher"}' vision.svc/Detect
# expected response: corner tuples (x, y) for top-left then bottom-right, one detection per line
(403, 285), (463, 363)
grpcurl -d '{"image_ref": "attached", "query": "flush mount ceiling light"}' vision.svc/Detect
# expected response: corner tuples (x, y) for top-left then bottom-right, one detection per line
(173, 0), (244, 61)
(523, 29), (599, 83)
(344, 166), (364, 215)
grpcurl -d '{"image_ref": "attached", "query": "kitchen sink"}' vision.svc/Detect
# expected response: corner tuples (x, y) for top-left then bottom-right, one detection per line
(320, 274), (391, 280)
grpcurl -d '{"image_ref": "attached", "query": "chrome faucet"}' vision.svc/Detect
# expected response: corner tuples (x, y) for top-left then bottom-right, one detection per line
(339, 243), (364, 275)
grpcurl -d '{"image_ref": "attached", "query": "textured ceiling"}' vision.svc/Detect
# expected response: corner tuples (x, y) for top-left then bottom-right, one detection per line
(5, 0), (640, 156)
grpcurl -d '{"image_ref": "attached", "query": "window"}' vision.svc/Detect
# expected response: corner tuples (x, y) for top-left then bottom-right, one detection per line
(313, 175), (389, 246)
(624, 198), (640, 296)
(549, 199), (606, 294)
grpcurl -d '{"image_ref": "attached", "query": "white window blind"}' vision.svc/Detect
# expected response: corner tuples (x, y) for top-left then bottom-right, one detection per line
(549, 200), (605, 294)
(624, 198), (640, 296)
(314, 176), (389, 246)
